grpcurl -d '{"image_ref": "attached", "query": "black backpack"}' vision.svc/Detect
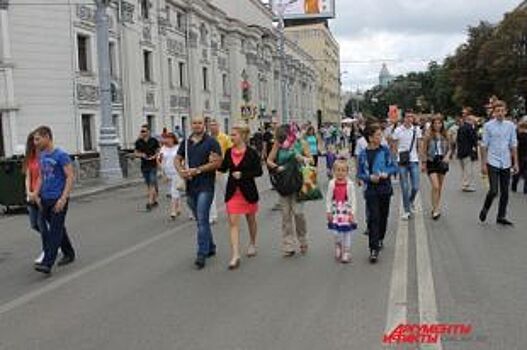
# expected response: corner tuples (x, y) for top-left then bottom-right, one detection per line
(270, 158), (303, 196)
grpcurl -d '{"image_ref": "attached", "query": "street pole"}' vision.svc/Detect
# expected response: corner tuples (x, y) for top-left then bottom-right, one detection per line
(95, 0), (122, 181)
(278, 1), (288, 125)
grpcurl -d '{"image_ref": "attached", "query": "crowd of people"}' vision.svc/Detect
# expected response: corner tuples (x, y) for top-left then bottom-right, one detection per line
(22, 96), (526, 275)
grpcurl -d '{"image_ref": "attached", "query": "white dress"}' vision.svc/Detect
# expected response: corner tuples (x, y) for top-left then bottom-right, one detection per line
(160, 145), (181, 199)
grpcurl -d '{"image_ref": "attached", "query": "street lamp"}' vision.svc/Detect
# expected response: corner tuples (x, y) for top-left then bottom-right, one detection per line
(95, 0), (122, 181)
(276, 0), (298, 124)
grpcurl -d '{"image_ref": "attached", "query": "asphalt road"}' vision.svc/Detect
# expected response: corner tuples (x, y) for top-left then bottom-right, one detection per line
(0, 163), (525, 350)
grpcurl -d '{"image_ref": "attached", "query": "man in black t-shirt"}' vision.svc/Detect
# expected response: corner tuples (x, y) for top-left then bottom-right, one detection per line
(134, 124), (160, 210)
(262, 125), (275, 161)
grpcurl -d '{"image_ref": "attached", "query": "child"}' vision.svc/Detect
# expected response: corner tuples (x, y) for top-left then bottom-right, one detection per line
(158, 132), (182, 220)
(326, 159), (357, 263)
(325, 144), (337, 178)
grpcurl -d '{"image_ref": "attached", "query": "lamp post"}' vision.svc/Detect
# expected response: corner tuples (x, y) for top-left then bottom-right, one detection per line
(95, 0), (122, 181)
(276, 0), (298, 124)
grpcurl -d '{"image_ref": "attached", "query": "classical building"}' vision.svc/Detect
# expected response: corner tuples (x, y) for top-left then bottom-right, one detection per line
(379, 63), (394, 87)
(0, 0), (317, 158)
(284, 21), (341, 124)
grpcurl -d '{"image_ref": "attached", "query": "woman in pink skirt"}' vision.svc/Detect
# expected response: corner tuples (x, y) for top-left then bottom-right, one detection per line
(219, 125), (263, 270)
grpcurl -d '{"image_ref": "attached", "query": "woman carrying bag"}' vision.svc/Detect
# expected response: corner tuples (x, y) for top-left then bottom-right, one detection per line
(267, 124), (313, 257)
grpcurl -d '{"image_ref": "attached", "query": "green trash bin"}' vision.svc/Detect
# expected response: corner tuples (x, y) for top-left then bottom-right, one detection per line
(0, 157), (26, 213)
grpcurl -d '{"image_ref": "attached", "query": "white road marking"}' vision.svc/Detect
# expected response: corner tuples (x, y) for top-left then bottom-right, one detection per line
(385, 201), (409, 336)
(0, 221), (194, 317)
(415, 194), (443, 350)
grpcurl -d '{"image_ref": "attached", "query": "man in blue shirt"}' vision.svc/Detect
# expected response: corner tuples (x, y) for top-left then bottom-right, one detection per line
(33, 126), (76, 275)
(175, 116), (222, 269)
(479, 101), (519, 225)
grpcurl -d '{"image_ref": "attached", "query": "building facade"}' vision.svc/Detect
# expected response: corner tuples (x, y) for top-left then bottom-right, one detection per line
(379, 63), (394, 87)
(0, 0), (317, 157)
(284, 21), (341, 124)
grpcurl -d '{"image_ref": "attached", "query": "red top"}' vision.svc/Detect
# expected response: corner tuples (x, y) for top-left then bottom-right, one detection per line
(333, 180), (348, 202)
(231, 147), (246, 166)
(27, 156), (40, 193)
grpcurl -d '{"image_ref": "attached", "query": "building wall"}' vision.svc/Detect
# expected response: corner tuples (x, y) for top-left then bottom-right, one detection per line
(0, 0), (319, 157)
(208, 0), (274, 30)
(285, 22), (341, 123)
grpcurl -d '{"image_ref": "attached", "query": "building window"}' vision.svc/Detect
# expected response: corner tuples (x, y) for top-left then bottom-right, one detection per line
(0, 113), (4, 158)
(178, 62), (186, 87)
(165, 5), (171, 23)
(109, 42), (117, 78)
(222, 73), (228, 96)
(202, 66), (208, 91)
(220, 34), (226, 50)
(176, 12), (184, 30)
(77, 34), (90, 72)
(224, 117), (229, 134)
(168, 58), (174, 88)
(146, 115), (155, 133)
(112, 114), (120, 139)
(143, 50), (153, 82)
(81, 114), (94, 152)
(170, 116), (175, 131)
(140, 0), (149, 20)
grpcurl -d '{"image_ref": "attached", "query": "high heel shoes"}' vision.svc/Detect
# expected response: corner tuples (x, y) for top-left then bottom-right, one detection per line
(228, 257), (241, 270)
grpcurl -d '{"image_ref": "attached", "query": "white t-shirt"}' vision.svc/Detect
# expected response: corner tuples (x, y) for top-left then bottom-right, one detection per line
(392, 125), (422, 162)
(160, 145), (179, 176)
(355, 136), (368, 157)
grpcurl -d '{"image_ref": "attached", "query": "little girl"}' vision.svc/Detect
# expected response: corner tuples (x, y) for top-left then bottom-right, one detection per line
(326, 159), (357, 263)
(158, 132), (182, 220)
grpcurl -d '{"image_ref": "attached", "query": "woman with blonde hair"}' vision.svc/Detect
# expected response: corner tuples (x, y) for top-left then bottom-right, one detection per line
(219, 125), (263, 270)
(421, 115), (451, 220)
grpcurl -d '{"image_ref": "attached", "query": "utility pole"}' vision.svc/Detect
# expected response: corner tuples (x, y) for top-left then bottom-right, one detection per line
(95, 0), (122, 181)
(276, 0), (297, 124)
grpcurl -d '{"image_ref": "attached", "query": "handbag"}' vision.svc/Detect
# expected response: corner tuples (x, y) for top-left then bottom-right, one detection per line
(297, 165), (323, 201)
(270, 158), (303, 197)
(399, 128), (416, 167)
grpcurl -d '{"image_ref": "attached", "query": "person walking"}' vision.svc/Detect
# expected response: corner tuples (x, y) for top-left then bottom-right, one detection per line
(392, 112), (422, 220)
(304, 126), (320, 168)
(421, 115), (451, 220)
(219, 126), (263, 270)
(326, 159), (357, 264)
(357, 125), (398, 263)
(457, 107), (479, 192)
(23, 131), (46, 264)
(175, 116), (222, 269)
(32, 126), (76, 275)
(479, 101), (519, 226)
(158, 132), (181, 219)
(267, 124), (312, 257)
(134, 124), (160, 211)
(209, 118), (232, 224)
(512, 116), (527, 194)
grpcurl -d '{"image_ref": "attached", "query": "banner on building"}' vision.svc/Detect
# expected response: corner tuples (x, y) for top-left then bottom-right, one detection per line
(271, 0), (336, 20)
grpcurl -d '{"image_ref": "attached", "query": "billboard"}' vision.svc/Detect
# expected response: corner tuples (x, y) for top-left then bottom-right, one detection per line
(272, 0), (336, 20)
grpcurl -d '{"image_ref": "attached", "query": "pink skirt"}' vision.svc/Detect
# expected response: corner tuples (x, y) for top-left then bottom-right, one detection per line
(226, 189), (258, 215)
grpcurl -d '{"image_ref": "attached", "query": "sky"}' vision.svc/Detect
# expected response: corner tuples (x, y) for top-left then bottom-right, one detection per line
(329, 0), (522, 91)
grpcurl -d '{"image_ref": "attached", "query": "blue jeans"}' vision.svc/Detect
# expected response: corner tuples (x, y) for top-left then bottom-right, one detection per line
(187, 191), (216, 258)
(142, 168), (158, 187)
(399, 162), (420, 213)
(40, 198), (76, 268)
(27, 202), (45, 235)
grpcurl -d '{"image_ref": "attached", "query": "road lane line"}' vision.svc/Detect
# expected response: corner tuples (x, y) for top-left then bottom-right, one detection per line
(384, 199), (409, 336)
(0, 221), (194, 317)
(415, 194), (443, 350)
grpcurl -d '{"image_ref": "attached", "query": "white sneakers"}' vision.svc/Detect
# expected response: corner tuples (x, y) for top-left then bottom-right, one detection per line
(401, 212), (411, 221)
(34, 251), (44, 264)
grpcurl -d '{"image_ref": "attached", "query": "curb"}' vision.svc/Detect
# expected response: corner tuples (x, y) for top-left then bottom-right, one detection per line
(70, 178), (144, 201)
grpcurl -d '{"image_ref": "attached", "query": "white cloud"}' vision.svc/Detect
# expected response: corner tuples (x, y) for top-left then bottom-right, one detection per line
(331, 0), (522, 90)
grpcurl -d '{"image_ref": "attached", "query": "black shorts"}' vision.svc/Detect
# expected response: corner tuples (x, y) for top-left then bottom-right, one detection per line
(427, 160), (448, 175)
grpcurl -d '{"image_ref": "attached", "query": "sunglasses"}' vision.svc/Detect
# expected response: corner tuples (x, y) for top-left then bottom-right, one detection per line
(140, 130), (148, 133)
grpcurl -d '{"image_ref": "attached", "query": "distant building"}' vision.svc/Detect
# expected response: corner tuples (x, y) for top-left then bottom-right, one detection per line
(518, 1), (527, 10)
(379, 63), (394, 87)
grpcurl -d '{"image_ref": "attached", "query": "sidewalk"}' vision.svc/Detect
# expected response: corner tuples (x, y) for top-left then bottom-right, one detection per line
(71, 177), (144, 200)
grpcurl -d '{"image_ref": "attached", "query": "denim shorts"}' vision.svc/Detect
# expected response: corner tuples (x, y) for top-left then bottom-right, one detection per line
(142, 168), (158, 187)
